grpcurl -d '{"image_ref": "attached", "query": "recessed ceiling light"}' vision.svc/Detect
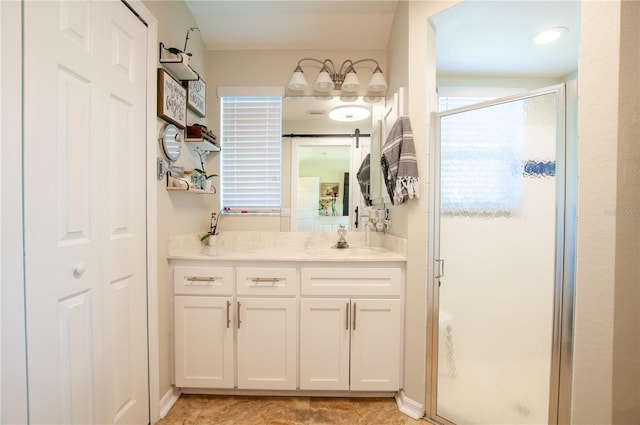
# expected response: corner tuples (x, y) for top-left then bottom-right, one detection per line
(533, 27), (569, 45)
(329, 105), (370, 122)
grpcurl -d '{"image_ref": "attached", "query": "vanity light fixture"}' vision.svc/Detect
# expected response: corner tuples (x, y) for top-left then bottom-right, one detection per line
(533, 27), (569, 45)
(288, 58), (388, 95)
(329, 105), (371, 122)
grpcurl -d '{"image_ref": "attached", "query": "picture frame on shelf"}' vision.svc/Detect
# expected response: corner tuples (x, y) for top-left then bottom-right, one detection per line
(157, 68), (186, 128)
(184, 77), (206, 117)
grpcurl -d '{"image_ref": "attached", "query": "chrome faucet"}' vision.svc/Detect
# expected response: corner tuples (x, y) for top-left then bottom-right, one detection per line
(365, 220), (374, 246)
(335, 225), (349, 249)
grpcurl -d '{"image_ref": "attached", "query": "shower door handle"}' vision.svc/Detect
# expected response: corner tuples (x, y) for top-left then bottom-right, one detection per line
(435, 259), (445, 279)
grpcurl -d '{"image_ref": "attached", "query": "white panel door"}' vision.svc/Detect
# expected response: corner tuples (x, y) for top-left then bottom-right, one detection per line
(174, 296), (235, 388)
(300, 298), (350, 390)
(350, 299), (401, 391)
(297, 176), (320, 231)
(100, 2), (148, 423)
(23, 1), (149, 423)
(236, 298), (297, 390)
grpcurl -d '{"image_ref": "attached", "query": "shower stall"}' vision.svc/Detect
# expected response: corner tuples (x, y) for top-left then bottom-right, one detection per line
(427, 83), (576, 425)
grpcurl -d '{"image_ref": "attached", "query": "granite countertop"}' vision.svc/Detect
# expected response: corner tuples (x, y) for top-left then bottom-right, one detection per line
(167, 231), (407, 263)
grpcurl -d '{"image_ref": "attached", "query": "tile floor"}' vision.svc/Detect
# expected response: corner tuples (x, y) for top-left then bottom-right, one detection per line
(157, 395), (423, 425)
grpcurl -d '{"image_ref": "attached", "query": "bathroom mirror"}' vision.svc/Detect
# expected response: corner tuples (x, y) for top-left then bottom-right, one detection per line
(283, 96), (384, 232)
(161, 123), (182, 162)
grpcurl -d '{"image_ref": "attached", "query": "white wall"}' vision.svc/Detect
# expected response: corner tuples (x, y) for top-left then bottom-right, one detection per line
(573, 1), (640, 423)
(384, 0), (460, 409)
(0, 1), (28, 422)
(142, 0), (213, 402)
(612, 3), (640, 422)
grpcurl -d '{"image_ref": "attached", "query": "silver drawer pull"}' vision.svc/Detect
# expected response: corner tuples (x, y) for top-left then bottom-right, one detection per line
(250, 278), (280, 286)
(186, 276), (217, 285)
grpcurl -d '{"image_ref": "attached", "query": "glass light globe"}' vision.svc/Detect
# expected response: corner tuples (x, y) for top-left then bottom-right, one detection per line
(341, 70), (360, 92)
(314, 70), (335, 92)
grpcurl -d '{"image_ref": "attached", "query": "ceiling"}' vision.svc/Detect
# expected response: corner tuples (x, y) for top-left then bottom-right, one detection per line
(431, 0), (580, 77)
(183, 0), (398, 51)
(184, 0), (580, 77)
(183, 1), (580, 121)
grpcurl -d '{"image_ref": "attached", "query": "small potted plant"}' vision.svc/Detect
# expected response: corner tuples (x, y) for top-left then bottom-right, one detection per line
(193, 149), (218, 191)
(201, 211), (219, 245)
(193, 168), (217, 191)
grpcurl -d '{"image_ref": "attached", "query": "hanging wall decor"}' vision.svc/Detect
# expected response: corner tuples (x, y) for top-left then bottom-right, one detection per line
(157, 68), (187, 128)
(184, 77), (206, 117)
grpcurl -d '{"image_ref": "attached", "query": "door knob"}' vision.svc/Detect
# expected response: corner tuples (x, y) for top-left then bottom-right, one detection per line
(73, 262), (86, 277)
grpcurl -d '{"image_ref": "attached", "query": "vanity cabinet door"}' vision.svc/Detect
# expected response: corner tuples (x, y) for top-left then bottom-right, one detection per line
(300, 298), (350, 390)
(174, 296), (234, 388)
(300, 297), (401, 392)
(236, 297), (297, 390)
(350, 298), (401, 391)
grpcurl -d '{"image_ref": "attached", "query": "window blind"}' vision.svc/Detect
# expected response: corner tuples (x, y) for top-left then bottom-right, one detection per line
(220, 96), (282, 214)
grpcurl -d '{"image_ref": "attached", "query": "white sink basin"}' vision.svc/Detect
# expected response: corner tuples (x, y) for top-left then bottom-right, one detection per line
(304, 246), (390, 257)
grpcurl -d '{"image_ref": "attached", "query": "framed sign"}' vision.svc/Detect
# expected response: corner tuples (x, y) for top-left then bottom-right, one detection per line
(157, 68), (186, 128)
(184, 77), (206, 117)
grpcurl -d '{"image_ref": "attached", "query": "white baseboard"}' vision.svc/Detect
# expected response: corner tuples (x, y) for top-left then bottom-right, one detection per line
(158, 387), (182, 419)
(395, 390), (425, 420)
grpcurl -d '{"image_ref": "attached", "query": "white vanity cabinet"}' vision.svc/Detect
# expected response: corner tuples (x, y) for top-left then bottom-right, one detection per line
(173, 266), (235, 388)
(236, 267), (298, 390)
(299, 267), (402, 391)
(171, 257), (403, 394)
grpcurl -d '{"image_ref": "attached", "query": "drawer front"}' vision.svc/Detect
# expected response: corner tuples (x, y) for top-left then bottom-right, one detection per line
(301, 267), (401, 296)
(236, 267), (298, 296)
(174, 266), (234, 295)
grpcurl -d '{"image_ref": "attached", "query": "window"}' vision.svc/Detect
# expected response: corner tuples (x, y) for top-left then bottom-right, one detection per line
(439, 96), (524, 216)
(439, 96), (492, 112)
(220, 96), (282, 214)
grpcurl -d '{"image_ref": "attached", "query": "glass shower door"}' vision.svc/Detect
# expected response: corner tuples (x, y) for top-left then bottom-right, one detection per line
(433, 87), (565, 425)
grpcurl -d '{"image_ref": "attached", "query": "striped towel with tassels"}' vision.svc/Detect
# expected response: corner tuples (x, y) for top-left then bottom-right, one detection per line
(381, 116), (419, 205)
(356, 153), (372, 206)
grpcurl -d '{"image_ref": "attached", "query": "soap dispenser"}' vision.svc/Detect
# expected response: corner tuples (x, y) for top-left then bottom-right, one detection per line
(335, 225), (349, 249)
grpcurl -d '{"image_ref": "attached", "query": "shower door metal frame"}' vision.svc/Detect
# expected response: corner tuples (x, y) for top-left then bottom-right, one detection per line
(426, 82), (577, 425)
